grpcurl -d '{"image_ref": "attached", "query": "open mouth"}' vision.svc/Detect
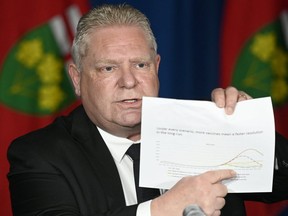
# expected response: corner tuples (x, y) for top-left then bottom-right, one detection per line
(119, 98), (142, 108)
(122, 99), (138, 103)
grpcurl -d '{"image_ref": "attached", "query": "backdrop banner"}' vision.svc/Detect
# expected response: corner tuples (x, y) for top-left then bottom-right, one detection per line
(221, 0), (288, 215)
(0, 1), (89, 215)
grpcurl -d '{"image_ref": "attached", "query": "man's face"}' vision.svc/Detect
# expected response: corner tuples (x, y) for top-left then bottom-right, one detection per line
(69, 26), (160, 139)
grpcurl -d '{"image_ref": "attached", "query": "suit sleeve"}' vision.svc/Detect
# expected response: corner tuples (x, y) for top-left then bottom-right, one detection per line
(8, 138), (81, 216)
(7, 138), (137, 216)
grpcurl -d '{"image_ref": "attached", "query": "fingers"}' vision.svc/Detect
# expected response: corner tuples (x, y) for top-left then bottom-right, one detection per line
(211, 87), (238, 111)
(205, 169), (237, 184)
(151, 170), (236, 216)
(215, 197), (226, 210)
(211, 86), (252, 115)
(197, 170), (235, 215)
(202, 197), (225, 216)
(200, 184), (227, 216)
(222, 87), (239, 115)
(211, 87), (226, 108)
(213, 183), (229, 198)
(212, 209), (221, 216)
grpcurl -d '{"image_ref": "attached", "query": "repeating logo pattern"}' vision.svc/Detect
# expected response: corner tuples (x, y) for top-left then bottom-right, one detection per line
(232, 19), (288, 106)
(0, 23), (76, 115)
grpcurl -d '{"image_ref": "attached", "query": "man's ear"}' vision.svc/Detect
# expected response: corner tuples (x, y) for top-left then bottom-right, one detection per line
(155, 54), (161, 74)
(68, 63), (81, 96)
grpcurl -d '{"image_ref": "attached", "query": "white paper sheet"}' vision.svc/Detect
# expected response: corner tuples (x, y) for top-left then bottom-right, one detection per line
(140, 96), (275, 193)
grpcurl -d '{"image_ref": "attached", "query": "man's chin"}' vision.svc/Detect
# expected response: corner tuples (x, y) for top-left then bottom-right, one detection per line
(122, 121), (141, 129)
(119, 112), (141, 126)
(119, 118), (141, 129)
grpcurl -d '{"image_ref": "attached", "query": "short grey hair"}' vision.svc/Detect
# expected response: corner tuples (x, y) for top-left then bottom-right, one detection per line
(71, 4), (158, 69)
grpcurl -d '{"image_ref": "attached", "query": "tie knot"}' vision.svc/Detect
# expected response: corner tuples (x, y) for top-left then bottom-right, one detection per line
(126, 144), (140, 161)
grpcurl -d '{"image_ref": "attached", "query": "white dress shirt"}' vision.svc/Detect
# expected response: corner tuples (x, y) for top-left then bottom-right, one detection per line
(98, 127), (151, 216)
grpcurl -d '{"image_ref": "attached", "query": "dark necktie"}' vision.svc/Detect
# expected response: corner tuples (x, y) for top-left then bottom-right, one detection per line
(126, 144), (160, 203)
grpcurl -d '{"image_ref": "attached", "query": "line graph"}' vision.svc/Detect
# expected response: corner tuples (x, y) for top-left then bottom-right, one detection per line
(159, 148), (264, 170)
(218, 148), (263, 168)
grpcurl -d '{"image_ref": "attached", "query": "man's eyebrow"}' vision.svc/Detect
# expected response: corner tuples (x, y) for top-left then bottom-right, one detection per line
(93, 56), (152, 66)
(129, 57), (152, 62)
(94, 59), (119, 65)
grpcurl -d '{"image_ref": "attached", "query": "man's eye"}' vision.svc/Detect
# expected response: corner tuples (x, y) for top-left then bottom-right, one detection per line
(136, 63), (148, 69)
(106, 66), (113, 71)
(100, 66), (114, 72)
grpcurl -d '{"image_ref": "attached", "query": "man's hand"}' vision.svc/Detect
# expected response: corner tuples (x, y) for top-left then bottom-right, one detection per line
(151, 169), (236, 216)
(211, 86), (252, 115)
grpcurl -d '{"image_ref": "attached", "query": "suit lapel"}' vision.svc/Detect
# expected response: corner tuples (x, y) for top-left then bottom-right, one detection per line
(71, 106), (126, 207)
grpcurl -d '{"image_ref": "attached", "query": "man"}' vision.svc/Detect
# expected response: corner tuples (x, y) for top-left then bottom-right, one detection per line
(7, 4), (288, 216)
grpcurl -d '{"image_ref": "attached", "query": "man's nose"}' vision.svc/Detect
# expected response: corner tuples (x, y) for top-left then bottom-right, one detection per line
(118, 66), (137, 88)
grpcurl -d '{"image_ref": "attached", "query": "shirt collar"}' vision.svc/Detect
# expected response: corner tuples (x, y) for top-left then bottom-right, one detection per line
(97, 127), (140, 163)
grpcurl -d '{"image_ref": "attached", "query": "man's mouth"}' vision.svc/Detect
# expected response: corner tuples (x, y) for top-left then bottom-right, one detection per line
(123, 99), (138, 103)
(118, 98), (142, 108)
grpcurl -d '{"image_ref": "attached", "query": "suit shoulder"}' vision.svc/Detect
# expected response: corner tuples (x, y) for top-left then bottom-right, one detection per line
(8, 106), (86, 156)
